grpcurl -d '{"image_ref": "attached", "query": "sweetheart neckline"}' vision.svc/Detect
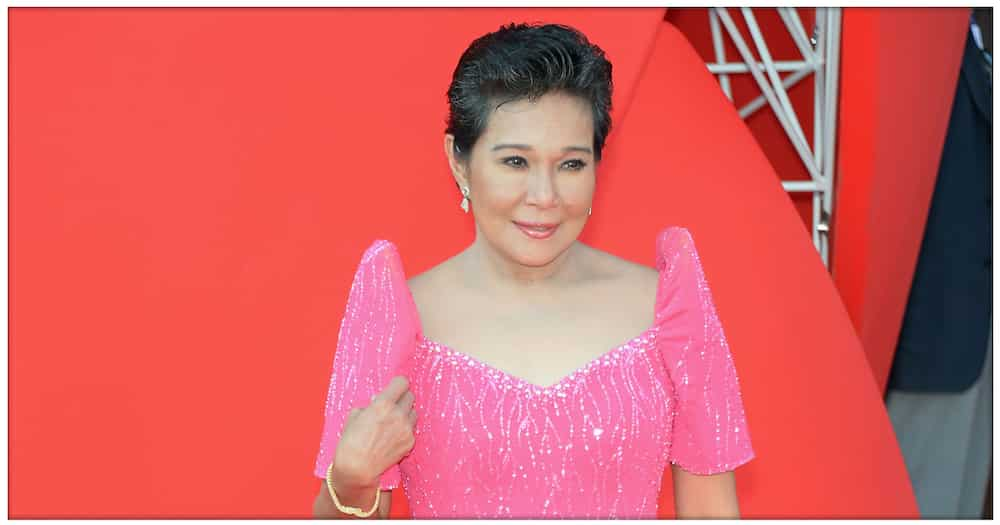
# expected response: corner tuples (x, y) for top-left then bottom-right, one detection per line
(413, 325), (661, 394)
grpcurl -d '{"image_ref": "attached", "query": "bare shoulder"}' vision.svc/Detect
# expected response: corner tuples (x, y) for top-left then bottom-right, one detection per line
(406, 251), (465, 320)
(574, 243), (659, 329)
(406, 266), (438, 301)
(577, 242), (659, 291)
(407, 256), (457, 295)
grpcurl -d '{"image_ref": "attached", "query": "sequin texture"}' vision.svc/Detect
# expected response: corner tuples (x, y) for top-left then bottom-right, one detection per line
(313, 227), (755, 518)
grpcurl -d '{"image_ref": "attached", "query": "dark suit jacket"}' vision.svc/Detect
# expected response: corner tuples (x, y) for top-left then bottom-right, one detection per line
(888, 27), (992, 393)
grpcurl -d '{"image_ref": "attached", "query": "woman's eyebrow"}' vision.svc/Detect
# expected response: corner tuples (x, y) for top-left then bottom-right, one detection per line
(491, 143), (593, 154)
(491, 143), (533, 152)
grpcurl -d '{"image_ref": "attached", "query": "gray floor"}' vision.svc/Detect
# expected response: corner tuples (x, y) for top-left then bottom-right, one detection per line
(885, 327), (993, 519)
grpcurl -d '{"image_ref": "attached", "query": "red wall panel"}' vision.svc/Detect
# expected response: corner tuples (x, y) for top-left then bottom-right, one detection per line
(9, 7), (664, 517)
(668, 7), (973, 394)
(11, 6), (927, 519)
(831, 8), (970, 392)
(592, 21), (916, 518)
(668, 7), (819, 234)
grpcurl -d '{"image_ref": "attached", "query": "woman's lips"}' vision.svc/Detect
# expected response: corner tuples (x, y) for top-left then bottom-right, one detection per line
(513, 221), (559, 240)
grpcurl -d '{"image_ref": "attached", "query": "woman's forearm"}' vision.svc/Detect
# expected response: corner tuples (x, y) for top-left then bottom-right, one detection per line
(671, 465), (741, 519)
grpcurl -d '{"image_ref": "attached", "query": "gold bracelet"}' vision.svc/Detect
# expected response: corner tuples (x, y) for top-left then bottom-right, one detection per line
(326, 461), (381, 518)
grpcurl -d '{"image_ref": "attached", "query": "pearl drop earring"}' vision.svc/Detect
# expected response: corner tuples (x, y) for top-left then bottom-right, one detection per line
(460, 186), (470, 213)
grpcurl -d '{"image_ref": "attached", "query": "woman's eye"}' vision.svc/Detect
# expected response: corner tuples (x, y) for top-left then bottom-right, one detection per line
(502, 157), (528, 168)
(562, 159), (587, 171)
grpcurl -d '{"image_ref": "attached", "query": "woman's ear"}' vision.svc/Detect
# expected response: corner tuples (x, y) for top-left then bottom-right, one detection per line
(443, 134), (470, 190)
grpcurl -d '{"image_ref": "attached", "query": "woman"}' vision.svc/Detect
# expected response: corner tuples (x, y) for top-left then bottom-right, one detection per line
(312, 22), (754, 519)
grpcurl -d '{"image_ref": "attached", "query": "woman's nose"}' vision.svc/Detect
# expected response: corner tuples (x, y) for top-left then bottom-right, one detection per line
(524, 169), (559, 208)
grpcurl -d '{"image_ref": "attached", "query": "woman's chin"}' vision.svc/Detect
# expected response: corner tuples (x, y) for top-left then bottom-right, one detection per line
(505, 238), (575, 267)
(478, 222), (581, 268)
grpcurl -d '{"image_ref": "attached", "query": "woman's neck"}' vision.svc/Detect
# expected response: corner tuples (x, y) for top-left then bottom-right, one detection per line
(462, 234), (583, 296)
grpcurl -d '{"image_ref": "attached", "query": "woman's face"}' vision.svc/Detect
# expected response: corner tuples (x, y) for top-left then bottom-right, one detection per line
(446, 91), (596, 268)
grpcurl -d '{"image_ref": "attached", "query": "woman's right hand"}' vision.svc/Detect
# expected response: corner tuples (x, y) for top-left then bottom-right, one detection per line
(331, 375), (417, 489)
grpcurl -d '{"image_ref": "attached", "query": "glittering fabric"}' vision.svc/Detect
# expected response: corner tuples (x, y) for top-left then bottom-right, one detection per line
(313, 227), (754, 518)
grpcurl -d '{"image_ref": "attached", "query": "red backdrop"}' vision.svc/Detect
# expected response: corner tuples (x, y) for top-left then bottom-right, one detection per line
(668, 8), (819, 233)
(11, 7), (926, 518)
(9, 7), (664, 518)
(670, 8), (971, 393)
(830, 7), (970, 392)
(588, 21), (914, 518)
(667, 8), (969, 390)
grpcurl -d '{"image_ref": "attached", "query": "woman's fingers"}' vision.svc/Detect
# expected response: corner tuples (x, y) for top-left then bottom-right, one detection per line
(397, 390), (415, 412)
(368, 376), (417, 433)
(372, 375), (409, 404)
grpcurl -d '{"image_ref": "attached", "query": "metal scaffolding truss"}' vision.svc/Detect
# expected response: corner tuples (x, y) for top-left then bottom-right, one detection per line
(705, 7), (843, 268)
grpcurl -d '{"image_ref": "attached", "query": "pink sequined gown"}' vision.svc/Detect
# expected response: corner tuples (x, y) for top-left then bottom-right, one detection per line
(313, 226), (754, 518)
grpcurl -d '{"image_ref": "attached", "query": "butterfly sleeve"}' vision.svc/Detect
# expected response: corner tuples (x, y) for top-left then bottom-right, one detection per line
(654, 227), (755, 475)
(312, 240), (419, 490)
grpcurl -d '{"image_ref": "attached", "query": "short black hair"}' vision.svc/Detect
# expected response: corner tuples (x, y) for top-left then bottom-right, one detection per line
(445, 22), (614, 162)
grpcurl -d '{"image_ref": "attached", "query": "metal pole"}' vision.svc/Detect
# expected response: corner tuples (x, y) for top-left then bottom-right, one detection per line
(715, 8), (821, 180)
(702, 8), (842, 268)
(709, 9), (733, 101)
(742, 8), (818, 180)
